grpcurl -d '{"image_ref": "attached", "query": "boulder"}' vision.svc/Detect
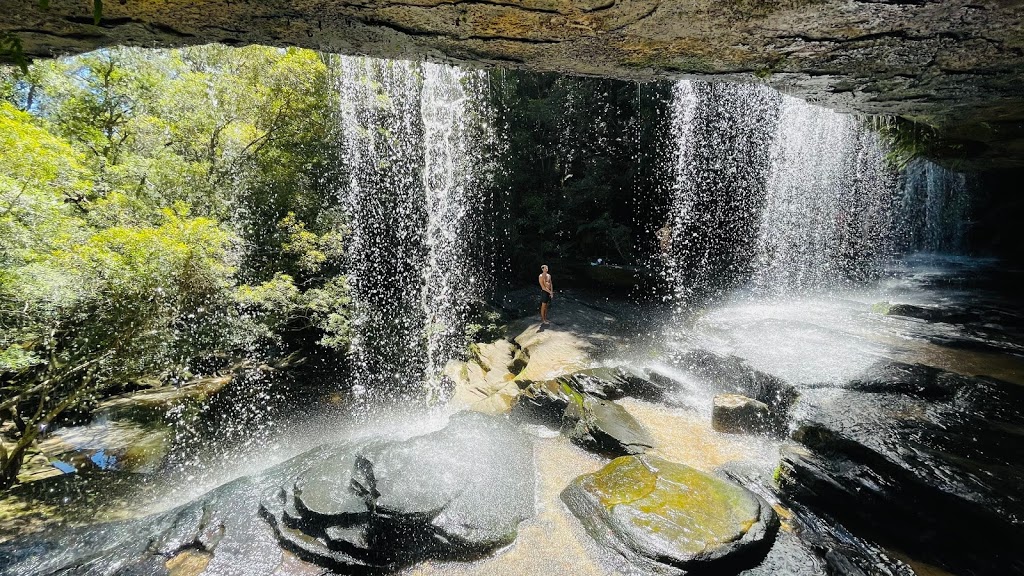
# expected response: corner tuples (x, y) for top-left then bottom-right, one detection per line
(509, 379), (571, 428)
(561, 455), (777, 574)
(712, 394), (773, 435)
(0, 412), (535, 576)
(879, 303), (1024, 356)
(93, 376), (232, 425)
(510, 377), (654, 456)
(556, 366), (666, 403)
(261, 411), (535, 570)
(446, 340), (521, 415)
(719, 462), (917, 576)
(672, 348), (798, 417)
(562, 389), (655, 456)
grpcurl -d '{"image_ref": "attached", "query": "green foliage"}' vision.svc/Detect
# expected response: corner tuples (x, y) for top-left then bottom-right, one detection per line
(876, 117), (941, 169)
(464, 303), (504, 344)
(301, 276), (352, 350)
(279, 212), (347, 275)
(235, 273), (352, 351)
(0, 33), (28, 73)
(0, 45), (350, 488)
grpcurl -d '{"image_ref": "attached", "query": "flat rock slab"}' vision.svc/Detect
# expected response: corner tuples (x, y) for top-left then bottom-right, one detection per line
(558, 366), (667, 403)
(561, 455), (778, 574)
(563, 393), (655, 456)
(779, 365), (1024, 575)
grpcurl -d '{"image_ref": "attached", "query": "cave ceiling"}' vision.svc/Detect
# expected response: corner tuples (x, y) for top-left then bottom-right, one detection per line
(2, 0), (1023, 169)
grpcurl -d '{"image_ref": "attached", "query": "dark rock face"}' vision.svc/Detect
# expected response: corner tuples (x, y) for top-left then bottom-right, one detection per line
(3, 0), (1023, 167)
(0, 412), (535, 576)
(669, 348), (798, 429)
(511, 370), (656, 456)
(562, 455), (778, 574)
(261, 411), (535, 571)
(509, 379), (571, 427)
(720, 463), (916, 576)
(884, 302), (1024, 356)
(0, 455), (314, 576)
(777, 366), (1024, 575)
(558, 366), (667, 403)
(562, 393), (655, 456)
(712, 393), (773, 435)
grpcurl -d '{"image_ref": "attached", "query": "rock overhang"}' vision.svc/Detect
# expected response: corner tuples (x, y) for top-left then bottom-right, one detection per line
(2, 0), (1024, 169)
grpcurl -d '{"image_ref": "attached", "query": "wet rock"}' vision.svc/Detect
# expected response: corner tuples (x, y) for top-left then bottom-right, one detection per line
(562, 390), (654, 456)
(509, 379), (571, 428)
(94, 376), (232, 425)
(511, 372), (654, 455)
(719, 462), (916, 576)
(261, 411), (535, 571)
(843, 360), (964, 399)
(671, 348), (798, 429)
(11, 0), (1024, 170)
(510, 344), (529, 375)
(446, 340), (521, 415)
(712, 394), (772, 435)
(883, 303), (973, 324)
(0, 412), (534, 576)
(556, 366), (666, 402)
(562, 455), (778, 574)
(0, 484), (239, 576)
(879, 302), (1024, 356)
(778, 369), (1024, 575)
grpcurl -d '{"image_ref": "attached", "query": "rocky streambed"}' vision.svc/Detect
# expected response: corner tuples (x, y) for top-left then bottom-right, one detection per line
(2, 257), (1023, 576)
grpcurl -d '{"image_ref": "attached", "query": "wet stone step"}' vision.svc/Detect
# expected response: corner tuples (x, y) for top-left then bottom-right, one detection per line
(779, 367), (1024, 575)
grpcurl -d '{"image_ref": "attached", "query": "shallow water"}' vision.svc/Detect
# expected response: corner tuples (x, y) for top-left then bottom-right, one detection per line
(662, 255), (1024, 390)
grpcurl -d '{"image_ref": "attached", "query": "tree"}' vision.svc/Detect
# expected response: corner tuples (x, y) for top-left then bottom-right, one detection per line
(0, 45), (352, 488)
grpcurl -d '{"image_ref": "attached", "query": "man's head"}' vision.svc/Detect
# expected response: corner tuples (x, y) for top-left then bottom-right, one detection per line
(541, 265), (548, 273)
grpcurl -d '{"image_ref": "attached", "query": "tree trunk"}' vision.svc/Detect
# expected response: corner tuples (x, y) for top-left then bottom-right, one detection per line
(0, 439), (29, 490)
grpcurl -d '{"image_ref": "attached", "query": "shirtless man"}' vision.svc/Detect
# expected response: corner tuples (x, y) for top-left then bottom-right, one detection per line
(538, 265), (553, 324)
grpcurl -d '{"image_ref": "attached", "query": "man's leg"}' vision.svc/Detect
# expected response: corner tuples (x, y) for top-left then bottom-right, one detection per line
(541, 303), (548, 323)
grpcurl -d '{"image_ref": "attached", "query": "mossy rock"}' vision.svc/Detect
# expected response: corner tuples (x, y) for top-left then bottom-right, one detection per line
(561, 455), (778, 573)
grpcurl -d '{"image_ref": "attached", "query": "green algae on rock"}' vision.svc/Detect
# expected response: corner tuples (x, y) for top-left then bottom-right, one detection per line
(561, 455), (778, 574)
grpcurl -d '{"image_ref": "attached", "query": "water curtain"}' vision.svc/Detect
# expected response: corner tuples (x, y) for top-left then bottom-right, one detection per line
(335, 57), (493, 400)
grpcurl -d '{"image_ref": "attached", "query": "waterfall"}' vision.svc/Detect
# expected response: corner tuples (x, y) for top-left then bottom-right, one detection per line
(419, 63), (492, 398)
(662, 80), (781, 305)
(661, 80), (960, 300)
(335, 57), (492, 400)
(899, 158), (973, 253)
(751, 96), (899, 293)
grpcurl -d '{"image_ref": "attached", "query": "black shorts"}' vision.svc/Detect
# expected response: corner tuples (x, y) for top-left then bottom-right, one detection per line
(540, 290), (552, 304)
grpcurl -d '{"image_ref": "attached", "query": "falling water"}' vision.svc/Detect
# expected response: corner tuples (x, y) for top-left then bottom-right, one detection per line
(752, 96), (900, 293)
(419, 63), (493, 398)
(661, 80), (920, 301)
(899, 158), (974, 252)
(661, 80), (781, 305)
(335, 57), (493, 400)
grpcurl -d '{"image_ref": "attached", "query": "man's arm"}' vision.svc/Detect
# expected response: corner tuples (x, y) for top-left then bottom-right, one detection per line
(548, 276), (554, 297)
